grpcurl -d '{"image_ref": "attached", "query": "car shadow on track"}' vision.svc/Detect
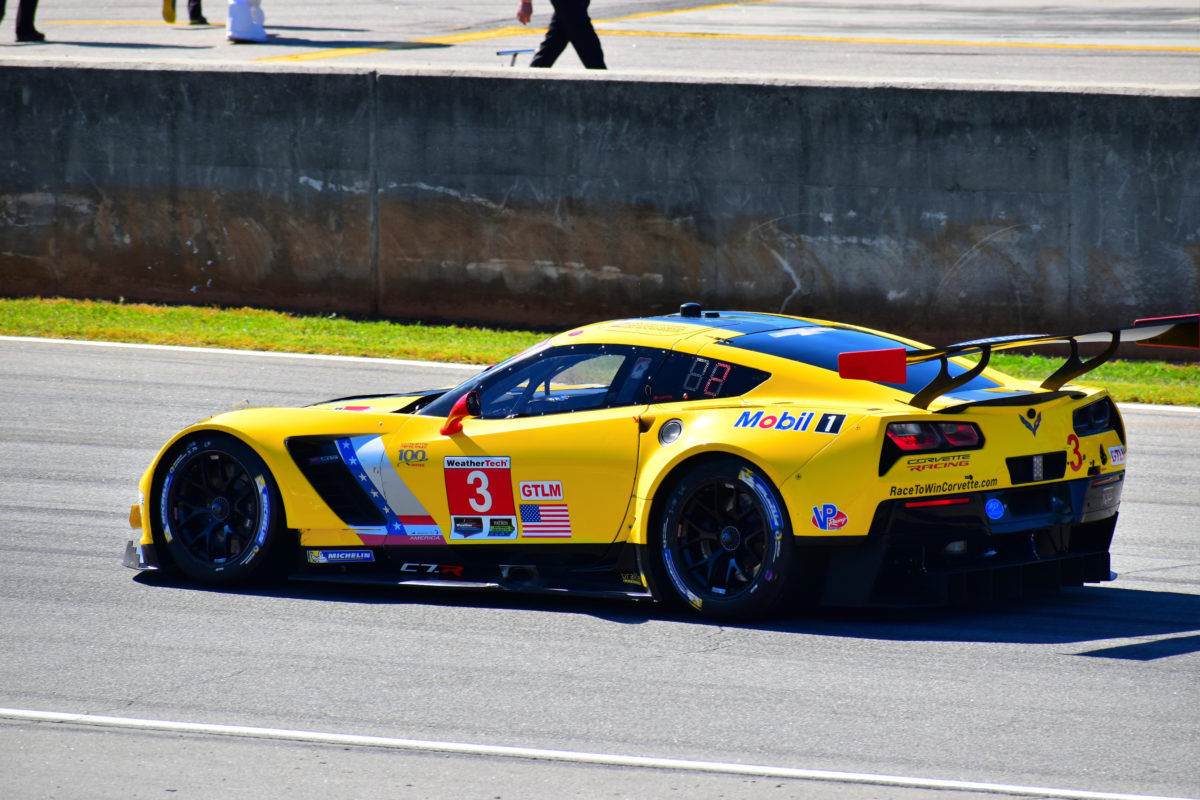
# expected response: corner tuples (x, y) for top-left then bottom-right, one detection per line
(133, 571), (1200, 654)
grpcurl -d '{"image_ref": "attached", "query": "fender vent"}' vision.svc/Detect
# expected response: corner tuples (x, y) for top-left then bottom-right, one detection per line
(286, 436), (386, 526)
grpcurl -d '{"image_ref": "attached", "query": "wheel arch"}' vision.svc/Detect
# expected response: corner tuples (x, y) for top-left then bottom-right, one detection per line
(146, 426), (299, 572)
(631, 447), (790, 547)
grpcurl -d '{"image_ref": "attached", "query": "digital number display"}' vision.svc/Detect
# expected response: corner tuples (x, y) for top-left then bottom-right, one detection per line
(682, 358), (733, 397)
(651, 353), (769, 403)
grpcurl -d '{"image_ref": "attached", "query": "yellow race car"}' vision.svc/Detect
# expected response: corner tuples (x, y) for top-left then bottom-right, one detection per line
(123, 305), (1198, 620)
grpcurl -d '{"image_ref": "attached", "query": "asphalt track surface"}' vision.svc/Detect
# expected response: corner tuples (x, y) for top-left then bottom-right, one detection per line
(0, 337), (1198, 799)
(1, 0), (1197, 90)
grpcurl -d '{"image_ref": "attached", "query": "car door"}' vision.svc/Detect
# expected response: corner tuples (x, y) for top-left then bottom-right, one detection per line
(379, 345), (661, 546)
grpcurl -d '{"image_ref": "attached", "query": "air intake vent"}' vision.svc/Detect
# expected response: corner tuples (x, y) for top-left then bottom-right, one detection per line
(286, 436), (385, 526)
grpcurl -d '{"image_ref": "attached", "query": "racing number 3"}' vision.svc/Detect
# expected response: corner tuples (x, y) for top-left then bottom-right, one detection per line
(1067, 434), (1084, 472)
(466, 470), (491, 512)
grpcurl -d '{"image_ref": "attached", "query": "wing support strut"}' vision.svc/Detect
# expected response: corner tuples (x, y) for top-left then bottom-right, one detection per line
(910, 345), (992, 410)
(1039, 333), (1120, 391)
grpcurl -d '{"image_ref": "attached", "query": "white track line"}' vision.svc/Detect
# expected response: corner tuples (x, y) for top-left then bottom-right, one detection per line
(0, 335), (481, 370)
(0, 708), (1192, 800)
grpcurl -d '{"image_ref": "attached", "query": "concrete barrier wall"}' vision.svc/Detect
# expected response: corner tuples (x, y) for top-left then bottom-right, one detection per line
(2, 62), (1197, 344)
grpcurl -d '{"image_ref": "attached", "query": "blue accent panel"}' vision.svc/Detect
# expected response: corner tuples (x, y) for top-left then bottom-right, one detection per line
(335, 437), (408, 536)
(724, 326), (1006, 399)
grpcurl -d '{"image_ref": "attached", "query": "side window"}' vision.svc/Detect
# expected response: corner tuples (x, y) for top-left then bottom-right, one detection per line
(649, 352), (769, 403)
(419, 344), (671, 420)
(443, 345), (665, 419)
(508, 352), (624, 417)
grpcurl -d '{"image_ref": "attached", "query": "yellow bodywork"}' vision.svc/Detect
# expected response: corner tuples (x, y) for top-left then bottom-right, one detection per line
(131, 312), (1127, 559)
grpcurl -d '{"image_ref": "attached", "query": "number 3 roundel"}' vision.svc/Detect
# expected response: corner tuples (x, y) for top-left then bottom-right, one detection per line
(444, 457), (516, 516)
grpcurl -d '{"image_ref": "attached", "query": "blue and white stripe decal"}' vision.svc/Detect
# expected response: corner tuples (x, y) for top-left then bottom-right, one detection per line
(335, 436), (445, 544)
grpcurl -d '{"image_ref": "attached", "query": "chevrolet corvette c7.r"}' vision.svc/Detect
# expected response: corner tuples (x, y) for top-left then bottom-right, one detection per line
(124, 305), (1198, 620)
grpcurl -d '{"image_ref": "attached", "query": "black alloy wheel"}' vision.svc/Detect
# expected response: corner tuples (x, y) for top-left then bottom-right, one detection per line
(654, 457), (793, 620)
(153, 432), (285, 585)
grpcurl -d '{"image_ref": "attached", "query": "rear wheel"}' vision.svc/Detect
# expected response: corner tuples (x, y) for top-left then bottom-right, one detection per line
(152, 432), (286, 585)
(651, 457), (794, 620)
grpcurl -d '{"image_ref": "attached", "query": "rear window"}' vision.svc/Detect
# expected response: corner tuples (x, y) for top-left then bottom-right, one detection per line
(724, 326), (1003, 397)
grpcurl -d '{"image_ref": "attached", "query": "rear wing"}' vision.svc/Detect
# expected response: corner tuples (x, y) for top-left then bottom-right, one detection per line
(838, 314), (1199, 410)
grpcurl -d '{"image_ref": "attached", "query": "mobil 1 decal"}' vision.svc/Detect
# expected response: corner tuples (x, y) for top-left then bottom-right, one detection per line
(444, 456), (518, 540)
(733, 409), (846, 434)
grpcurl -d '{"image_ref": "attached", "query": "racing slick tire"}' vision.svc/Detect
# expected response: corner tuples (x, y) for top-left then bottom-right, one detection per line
(650, 456), (794, 621)
(151, 432), (287, 586)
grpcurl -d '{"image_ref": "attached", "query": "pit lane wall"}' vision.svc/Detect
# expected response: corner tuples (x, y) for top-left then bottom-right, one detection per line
(1, 62), (1197, 342)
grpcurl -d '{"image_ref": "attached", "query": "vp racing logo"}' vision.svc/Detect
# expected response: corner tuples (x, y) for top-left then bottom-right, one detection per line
(811, 503), (848, 531)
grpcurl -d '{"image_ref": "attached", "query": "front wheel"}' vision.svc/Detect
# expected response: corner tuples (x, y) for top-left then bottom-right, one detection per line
(650, 457), (794, 621)
(152, 432), (286, 586)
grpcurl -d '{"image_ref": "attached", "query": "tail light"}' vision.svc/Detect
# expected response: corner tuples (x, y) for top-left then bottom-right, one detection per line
(880, 420), (984, 474)
(886, 423), (941, 451)
(1073, 398), (1125, 443)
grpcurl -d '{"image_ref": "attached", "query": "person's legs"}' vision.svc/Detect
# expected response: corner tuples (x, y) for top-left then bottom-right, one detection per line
(15, 0), (43, 41)
(187, 0), (207, 24)
(557, 0), (606, 69)
(530, 3), (569, 67)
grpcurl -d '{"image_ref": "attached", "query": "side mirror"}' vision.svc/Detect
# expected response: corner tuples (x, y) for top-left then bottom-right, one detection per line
(440, 391), (481, 436)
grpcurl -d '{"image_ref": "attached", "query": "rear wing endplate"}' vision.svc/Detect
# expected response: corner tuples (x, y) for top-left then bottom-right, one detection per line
(837, 314), (1199, 409)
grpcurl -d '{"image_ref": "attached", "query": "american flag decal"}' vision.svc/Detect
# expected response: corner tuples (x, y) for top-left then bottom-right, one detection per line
(519, 503), (572, 537)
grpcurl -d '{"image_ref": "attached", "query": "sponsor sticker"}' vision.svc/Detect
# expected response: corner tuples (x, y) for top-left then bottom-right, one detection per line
(333, 405), (373, 412)
(397, 443), (428, 467)
(1108, 445), (1126, 466)
(307, 549), (375, 564)
(733, 410), (845, 435)
(905, 454), (971, 472)
(811, 503), (848, 531)
(889, 477), (1000, 497)
(445, 456), (517, 539)
(487, 517), (518, 538)
(520, 481), (563, 500)
(452, 516), (485, 538)
(985, 498), (1005, 520)
(734, 409), (814, 432)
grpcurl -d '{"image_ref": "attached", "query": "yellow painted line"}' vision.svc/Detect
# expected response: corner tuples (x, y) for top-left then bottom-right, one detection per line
(256, 48), (387, 63)
(253, 27), (542, 62)
(418, 26), (537, 45)
(592, 28), (1200, 53)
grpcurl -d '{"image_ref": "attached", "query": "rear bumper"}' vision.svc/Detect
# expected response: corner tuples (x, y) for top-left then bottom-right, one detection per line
(821, 473), (1123, 606)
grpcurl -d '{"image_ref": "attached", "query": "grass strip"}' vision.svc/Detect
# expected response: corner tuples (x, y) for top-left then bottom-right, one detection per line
(2, 297), (1196, 406)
